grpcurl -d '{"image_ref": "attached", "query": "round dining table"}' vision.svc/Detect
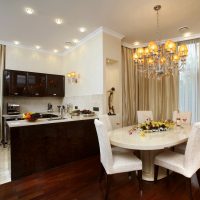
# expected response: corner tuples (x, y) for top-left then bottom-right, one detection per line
(109, 125), (191, 181)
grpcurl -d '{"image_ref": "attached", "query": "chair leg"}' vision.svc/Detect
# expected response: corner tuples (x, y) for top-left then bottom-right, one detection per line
(99, 163), (105, 182)
(105, 174), (111, 200)
(154, 165), (159, 184)
(128, 172), (132, 180)
(186, 177), (193, 200)
(137, 170), (143, 192)
(167, 169), (170, 177)
(196, 169), (200, 188)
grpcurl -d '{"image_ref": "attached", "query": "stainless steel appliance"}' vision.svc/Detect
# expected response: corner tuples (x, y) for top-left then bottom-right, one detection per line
(7, 103), (20, 115)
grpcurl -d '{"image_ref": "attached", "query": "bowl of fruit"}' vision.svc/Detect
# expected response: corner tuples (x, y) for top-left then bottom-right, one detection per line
(81, 109), (95, 117)
(23, 112), (40, 122)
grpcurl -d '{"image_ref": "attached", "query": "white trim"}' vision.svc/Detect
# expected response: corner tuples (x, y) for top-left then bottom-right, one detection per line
(122, 33), (200, 49)
(0, 40), (63, 56)
(102, 27), (125, 40)
(62, 27), (124, 55)
(62, 27), (103, 55)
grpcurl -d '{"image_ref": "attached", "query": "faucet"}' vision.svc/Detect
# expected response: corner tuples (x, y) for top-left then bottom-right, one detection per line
(47, 103), (53, 112)
(58, 105), (65, 119)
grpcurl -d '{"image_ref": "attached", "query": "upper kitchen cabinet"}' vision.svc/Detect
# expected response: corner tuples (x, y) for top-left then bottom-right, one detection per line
(27, 72), (46, 97)
(46, 74), (65, 97)
(4, 70), (27, 96)
(4, 70), (65, 97)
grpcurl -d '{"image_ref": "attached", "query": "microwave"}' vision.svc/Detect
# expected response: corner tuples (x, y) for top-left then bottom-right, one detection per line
(7, 103), (20, 115)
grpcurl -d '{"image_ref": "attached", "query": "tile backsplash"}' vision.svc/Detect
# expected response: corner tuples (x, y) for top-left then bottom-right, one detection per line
(63, 94), (105, 114)
(3, 94), (105, 114)
(3, 97), (63, 114)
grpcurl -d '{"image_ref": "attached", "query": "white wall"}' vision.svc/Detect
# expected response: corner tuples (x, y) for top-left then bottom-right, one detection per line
(62, 33), (104, 97)
(6, 46), (63, 74)
(61, 32), (105, 113)
(103, 33), (122, 116)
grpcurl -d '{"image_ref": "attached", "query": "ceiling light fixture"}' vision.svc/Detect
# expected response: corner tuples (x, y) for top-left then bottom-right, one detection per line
(133, 41), (140, 46)
(14, 41), (20, 45)
(72, 39), (79, 44)
(183, 32), (192, 38)
(35, 45), (41, 49)
(25, 7), (34, 15)
(55, 18), (63, 25)
(54, 49), (58, 53)
(133, 5), (188, 79)
(64, 45), (70, 49)
(79, 27), (87, 33)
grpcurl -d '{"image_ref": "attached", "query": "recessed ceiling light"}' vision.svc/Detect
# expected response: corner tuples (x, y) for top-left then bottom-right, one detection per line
(72, 39), (79, 44)
(25, 7), (34, 15)
(14, 41), (20, 45)
(55, 18), (63, 25)
(133, 41), (140, 46)
(35, 45), (41, 49)
(54, 49), (58, 53)
(64, 45), (70, 49)
(79, 27), (87, 33)
(183, 32), (192, 38)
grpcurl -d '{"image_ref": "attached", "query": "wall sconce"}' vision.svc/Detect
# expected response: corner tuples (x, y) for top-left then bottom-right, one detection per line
(67, 72), (80, 84)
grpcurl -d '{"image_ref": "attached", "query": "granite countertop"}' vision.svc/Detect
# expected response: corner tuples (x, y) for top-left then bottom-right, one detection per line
(6, 113), (97, 128)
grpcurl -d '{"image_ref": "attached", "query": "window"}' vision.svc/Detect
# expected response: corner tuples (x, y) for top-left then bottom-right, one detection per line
(179, 41), (200, 122)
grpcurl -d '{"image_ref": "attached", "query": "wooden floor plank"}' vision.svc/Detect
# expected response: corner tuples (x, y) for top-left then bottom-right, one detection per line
(0, 156), (199, 200)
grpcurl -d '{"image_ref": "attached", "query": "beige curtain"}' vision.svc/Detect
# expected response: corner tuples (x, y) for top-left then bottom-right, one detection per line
(122, 46), (179, 125)
(0, 45), (6, 141)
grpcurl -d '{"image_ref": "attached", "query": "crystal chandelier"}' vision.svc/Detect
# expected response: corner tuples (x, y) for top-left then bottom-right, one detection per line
(133, 5), (188, 79)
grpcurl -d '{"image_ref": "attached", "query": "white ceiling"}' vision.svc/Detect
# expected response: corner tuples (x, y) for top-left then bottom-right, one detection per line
(0, 0), (200, 52)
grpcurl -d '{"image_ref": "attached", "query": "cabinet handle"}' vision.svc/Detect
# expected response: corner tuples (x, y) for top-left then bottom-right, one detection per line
(14, 92), (18, 95)
(35, 93), (39, 96)
(53, 93), (57, 96)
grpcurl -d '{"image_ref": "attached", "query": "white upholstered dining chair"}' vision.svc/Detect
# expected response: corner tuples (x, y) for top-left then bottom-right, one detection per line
(94, 119), (143, 200)
(154, 122), (200, 200)
(98, 114), (131, 153)
(137, 111), (153, 124)
(173, 111), (192, 153)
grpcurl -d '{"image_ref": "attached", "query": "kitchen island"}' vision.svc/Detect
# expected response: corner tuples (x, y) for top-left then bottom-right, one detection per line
(7, 115), (99, 180)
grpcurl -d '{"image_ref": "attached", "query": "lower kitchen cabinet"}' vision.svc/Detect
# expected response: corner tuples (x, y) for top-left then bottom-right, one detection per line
(9, 119), (99, 180)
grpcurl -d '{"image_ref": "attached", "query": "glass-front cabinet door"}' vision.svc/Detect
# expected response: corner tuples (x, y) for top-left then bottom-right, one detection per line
(9, 70), (28, 96)
(27, 72), (46, 96)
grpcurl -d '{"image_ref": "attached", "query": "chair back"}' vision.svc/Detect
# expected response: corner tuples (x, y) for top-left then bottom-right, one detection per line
(137, 111), (153, 123)
(98, 114), (113, 134)
(94, 119), (113, 170)
(184, 122), (200, 174)
(173, 111), (192, 124)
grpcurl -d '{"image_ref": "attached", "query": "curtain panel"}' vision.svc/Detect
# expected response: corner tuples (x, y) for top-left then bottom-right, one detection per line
(0, 44), (6, 141)
(178, 39), (200, 122)
(122, 46), (179, 126)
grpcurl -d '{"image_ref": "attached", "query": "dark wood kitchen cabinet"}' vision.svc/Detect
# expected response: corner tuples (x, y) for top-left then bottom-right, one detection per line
(27, 72), (46, 97)
(9, 119), (99, 180)
(4, 70), (27, 96)
(46, 74), (65, 97)
(4, 70), (65, 97)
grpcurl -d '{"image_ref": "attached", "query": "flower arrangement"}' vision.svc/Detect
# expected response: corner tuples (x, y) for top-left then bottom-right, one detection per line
(23, 112), (40, 122)
(139, 120), (175, 132)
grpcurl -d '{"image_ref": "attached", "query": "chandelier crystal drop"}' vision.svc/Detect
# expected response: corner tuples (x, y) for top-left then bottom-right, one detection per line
(133, 5), (188, 79)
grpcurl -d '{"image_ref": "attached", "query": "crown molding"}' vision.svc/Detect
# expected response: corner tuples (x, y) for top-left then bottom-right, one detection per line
(101, 27), (125, 40)
(122, 33), (200, 49)
(62, 27), (104, 55)
(62, 27), (125, 55)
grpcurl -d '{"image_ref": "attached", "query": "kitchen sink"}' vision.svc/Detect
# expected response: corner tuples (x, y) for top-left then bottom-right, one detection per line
(39, 113), (59, 118)
(47, 117), (67, 121)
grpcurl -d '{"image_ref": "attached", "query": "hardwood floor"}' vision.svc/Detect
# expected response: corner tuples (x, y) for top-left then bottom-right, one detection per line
(0, 156), (199, 200)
